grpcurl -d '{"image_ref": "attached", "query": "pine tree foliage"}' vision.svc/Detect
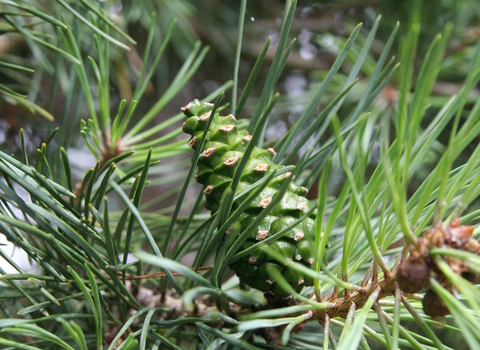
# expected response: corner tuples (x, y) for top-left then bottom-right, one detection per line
(1, 1), (480, 349)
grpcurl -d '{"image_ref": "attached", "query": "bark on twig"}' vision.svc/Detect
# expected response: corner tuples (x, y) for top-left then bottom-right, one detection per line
(311, 274), (396, 321)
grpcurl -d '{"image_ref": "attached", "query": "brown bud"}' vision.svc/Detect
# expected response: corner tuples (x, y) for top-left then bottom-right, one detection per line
(448, 225), (474, 248)
(466, 239), (480, 254)
(396, 258), (430, 293)
(425, 226), (446, 247)
(422, 288), (450, 318)
(450, 218), (461, 228)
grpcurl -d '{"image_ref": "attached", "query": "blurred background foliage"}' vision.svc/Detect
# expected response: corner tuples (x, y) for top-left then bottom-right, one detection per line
(2, 0), (480, 174)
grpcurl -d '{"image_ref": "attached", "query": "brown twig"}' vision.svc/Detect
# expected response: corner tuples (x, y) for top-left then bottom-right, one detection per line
(311, 273), (396, 321)
(145, 271), (397, 324)
(110, 266), (213, 280)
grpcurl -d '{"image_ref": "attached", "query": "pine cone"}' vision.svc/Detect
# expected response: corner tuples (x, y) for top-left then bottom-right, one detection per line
(422, 288), (450, 318)
(396, 257), (430, 293)
(182, 100), (318, 297)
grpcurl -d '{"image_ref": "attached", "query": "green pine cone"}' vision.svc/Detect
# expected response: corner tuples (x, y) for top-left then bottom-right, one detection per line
(182, 99), (318, 298)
